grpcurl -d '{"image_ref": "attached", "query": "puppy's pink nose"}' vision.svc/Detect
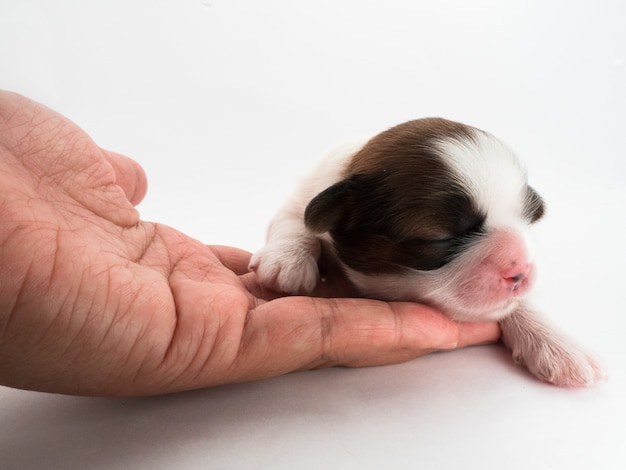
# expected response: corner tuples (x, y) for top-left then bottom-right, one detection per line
(502, 263), (530, 286)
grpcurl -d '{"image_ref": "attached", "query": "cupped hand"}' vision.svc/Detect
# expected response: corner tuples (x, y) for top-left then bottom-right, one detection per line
(0, 91), (499, 396)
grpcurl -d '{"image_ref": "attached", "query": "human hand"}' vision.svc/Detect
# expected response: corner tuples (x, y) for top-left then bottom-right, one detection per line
(0, 91), (500, 396)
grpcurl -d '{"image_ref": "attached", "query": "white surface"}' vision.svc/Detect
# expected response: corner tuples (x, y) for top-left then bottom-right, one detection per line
(1, 1), (625, 469)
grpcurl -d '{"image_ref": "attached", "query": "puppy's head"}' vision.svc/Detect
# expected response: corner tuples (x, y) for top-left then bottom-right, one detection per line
(304, 118), (545, 322)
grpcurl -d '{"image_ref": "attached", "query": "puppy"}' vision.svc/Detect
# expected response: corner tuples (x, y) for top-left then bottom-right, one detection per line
(250, 118), (605, 387)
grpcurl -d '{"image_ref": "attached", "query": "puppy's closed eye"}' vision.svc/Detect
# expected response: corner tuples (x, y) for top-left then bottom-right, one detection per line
(397, 232), (487, 271)
(397, 237), (457, 271)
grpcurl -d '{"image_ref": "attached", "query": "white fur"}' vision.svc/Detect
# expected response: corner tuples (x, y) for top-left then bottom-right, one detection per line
(501, 305), (606, 386)
(434, 132), (528, 229)
(344, 230), (527, 322)
(251, 130), (606, 387)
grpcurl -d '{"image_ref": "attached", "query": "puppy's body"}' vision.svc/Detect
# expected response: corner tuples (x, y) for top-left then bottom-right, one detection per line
(251, 118), (605, 387)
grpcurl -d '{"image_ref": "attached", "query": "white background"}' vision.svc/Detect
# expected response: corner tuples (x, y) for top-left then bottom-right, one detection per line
(1, 1), (625, 469)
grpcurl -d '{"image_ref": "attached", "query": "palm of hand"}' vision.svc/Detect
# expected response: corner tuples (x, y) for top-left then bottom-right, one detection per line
(0, 93), (277, 394)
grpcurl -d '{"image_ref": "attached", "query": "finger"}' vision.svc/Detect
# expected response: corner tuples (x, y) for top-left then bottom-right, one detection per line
(233, 297), (485, 381)
(342, 320), (501, 368)
(325, 301), (464, 368)
(210, 245), (253, 275)
(208, 245), (282, 300)
(102, 150), (148, 206)
(455, 321), (501, 349)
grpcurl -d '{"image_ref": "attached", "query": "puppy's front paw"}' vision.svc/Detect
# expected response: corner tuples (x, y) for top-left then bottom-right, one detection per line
(510, 337), (607, 387)
(250, 240), (320, 294)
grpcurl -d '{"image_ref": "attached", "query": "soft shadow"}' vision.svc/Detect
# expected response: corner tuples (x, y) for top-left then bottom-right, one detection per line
(0, 344), (555, 470)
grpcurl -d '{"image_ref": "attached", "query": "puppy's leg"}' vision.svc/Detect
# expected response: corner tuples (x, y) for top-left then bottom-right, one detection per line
(249, 206), (322, 294)
(251, 139), (367, 294)
(500, 303), (606, 387)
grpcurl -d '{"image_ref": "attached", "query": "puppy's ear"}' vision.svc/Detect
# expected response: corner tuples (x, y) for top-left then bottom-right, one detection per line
(524, 185), (545, 223)
(304, 179), (354, 234)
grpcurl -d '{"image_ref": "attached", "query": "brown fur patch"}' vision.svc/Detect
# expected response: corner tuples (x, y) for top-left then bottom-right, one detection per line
(305, 118), (486, 273)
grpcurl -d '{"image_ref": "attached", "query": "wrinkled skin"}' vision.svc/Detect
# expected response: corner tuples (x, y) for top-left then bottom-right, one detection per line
(0, 91), (499, 396)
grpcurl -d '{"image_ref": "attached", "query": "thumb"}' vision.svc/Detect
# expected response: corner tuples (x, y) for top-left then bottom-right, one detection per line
(329, 301), (500, 368)
(454, 321), (502, 350)
(226, 297), (500, 383)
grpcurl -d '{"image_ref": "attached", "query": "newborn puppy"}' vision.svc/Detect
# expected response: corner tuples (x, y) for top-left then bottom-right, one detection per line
(251, 118), (605, 387)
